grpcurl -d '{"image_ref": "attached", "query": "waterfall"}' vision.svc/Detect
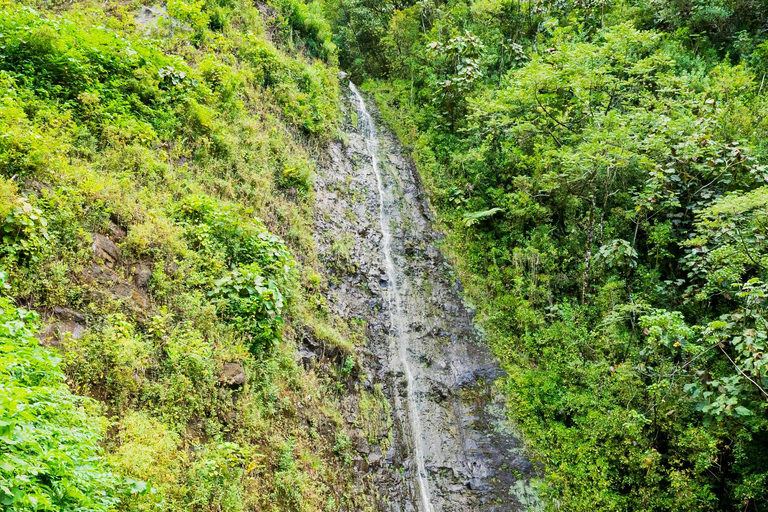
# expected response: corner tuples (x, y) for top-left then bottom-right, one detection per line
(349, 82), (435, 512)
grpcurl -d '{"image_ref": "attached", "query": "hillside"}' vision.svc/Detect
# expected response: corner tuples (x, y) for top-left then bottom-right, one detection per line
(0, 1), (382, 510)
(4, 0), (768, 511)
(318, 0), (768, 509)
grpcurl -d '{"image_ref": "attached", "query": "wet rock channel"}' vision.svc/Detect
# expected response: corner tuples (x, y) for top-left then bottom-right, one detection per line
(313, 84), (540, 511)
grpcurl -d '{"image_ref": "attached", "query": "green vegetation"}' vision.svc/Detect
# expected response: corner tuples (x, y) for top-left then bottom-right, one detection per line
(0, 271), (118, 511)
(5, 0), (768, 509)
(319, 0), (768, 509)
(0, 0), (375, 510)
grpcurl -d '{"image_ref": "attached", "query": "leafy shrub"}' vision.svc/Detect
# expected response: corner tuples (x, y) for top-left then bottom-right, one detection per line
(0, 6), (201, 145)
(0, 270), (119, 511)
(0, 198), (51, 263)
(0, 0), (365, 510)
(271, 0), (337, 62)
(239, 33), (340, 134)
(357, 0), (768, 508)
(64, 314), (152, 409)
(278, 161), (315, 194)
(112, 412), (186, 511)
(209, 263), (286, 352)
(0, 73), (53, 180)
(167, 0), (211, 32)
(185, 442), (248, 511)
(177, 194), (295, 277)
(272, 439), (311, 511)
(164, 323), (215, 380)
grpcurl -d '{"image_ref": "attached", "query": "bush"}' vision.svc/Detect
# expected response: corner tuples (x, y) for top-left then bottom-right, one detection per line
(209, 263), (286, 352)
(177, 194), (295, 278)
(0, 270), (120, 511)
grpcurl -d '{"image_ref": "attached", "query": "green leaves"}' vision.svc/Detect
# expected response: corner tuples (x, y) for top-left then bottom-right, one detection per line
(684, 187), (768, 300)
(358, 1), (768, 508)
(462, 207), (503, 227)
(596, 239), (638, 271)
(0, 293), (120, 511)
(209, 263), (286, 352)
(0, 198), (50, 263)
(177, 194), (296, 278)
(427, 31), (486, 121)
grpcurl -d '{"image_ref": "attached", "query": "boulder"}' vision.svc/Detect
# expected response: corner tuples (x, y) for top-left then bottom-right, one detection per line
(135, 5), (168, 30)
(219, 362), (246, 387)
(130, 262), (152, 290)
(135, 5), (190, 33)
(53, 306), (86, 324)
(108, 221), (127, 242)
(92, 233), (121, 267)
(367, 452), (382, 468)
(352, 456), (368, 473)
(40, 307), (87, 346)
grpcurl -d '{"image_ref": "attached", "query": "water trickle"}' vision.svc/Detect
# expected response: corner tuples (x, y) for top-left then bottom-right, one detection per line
(350, 82), (435, 512)
(328, 82), (540, 511)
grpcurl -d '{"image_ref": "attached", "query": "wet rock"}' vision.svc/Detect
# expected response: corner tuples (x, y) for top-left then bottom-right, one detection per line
(312, 85), (538, 511)
(468, 478), (485, 491)
(219, 362), (246, 387)
(367, 452), (382, 468)
(92, 233), (121, 267)
(83, 263), (118, 286)
(428, 382), (451, 403)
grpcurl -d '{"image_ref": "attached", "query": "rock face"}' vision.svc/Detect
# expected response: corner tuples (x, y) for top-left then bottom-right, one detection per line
(129, 262), (153, 291)
(313, 86), (541, 511)
(39, 307), (87, 346)
(136, 5), (165, 26)
(92, 233), (121, 267)
(219, 362), (246, 387)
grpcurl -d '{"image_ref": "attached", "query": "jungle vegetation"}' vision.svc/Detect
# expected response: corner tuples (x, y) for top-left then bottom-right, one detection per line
(0, 0), (383, 510)
(317, 0), (768, 509)
(4, 0), (768, 510)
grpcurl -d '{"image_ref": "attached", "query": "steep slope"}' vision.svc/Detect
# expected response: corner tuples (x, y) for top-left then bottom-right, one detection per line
(0, 1), (379, 510)
(312, 83), (539, 511)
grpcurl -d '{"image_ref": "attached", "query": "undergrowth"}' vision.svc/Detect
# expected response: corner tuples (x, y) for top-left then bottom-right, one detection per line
(0, 0), (376, 510)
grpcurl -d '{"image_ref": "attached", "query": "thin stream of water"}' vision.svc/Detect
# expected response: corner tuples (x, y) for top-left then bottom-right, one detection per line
(349, 82), (434, 512)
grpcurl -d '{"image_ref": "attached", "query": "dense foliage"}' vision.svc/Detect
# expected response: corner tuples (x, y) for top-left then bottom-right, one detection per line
(318, 0), (768, 509)
(5, 0), (768, 509)
(0, 271), (118, 511)
(0, 1), (378, 511)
